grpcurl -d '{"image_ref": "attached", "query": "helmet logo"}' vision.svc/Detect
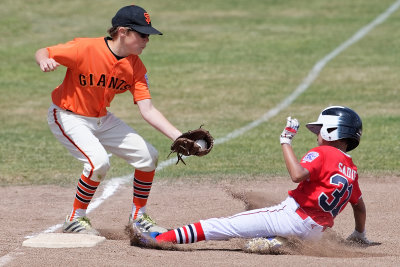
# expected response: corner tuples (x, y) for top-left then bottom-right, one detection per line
(144, 13), (151, 24)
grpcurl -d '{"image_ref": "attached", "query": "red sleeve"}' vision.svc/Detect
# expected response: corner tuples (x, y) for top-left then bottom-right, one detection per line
(349, 176), (362, 204)
(300, 148), (323, 182)
(47, 39), (79, 69)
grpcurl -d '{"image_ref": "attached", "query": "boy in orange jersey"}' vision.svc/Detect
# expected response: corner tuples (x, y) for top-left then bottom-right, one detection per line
(35, 5), (183, 235)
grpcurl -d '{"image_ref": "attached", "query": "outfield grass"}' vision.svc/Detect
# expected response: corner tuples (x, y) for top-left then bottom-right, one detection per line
(0, 0), (399, 185)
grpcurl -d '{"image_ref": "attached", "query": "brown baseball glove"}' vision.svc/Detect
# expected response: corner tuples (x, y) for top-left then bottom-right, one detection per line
(169, 126), (214, 165)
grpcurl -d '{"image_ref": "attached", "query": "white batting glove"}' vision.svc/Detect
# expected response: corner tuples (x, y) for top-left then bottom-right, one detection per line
(346, 230), (371, 245)
(280, 117), (299, 145)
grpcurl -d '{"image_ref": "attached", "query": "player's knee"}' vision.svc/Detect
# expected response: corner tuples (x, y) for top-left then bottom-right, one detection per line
(135, 145), (158, 172)
(91, 154), (111, 182)
(145, 146), (159, 170)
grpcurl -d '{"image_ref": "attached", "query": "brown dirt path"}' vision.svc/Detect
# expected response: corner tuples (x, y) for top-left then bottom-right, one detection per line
(0, 176), (399, 266)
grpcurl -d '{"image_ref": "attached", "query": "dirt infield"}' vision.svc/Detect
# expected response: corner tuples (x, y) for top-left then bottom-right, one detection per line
(0, 176), (399, 266)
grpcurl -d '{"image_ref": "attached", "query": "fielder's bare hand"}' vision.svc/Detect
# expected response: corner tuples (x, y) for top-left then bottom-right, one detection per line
(35, 47), (60, 72)
(39, 58), (60, 72)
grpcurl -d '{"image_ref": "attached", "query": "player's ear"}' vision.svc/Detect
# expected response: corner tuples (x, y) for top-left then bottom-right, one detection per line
(118, 27), (130, 37)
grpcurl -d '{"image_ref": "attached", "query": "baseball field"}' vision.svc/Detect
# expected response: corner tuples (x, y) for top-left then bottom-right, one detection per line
(1, 0), (399, 266)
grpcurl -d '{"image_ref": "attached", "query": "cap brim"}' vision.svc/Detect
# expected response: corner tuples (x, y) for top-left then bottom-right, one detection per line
(306, 122), (322, 134)
(130, 25), (163, 35)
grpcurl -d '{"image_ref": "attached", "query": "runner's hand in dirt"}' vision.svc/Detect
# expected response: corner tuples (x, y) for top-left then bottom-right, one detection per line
(346, 230), (380, 246)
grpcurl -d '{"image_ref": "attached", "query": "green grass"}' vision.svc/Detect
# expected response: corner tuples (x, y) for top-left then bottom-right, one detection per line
(0, 0), (399, 185)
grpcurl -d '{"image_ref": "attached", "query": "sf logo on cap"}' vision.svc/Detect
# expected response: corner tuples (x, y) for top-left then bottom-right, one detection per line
(144, 13), (151, 24)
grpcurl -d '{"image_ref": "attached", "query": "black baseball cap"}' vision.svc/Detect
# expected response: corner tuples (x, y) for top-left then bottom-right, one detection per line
(112, 5), (162, 35)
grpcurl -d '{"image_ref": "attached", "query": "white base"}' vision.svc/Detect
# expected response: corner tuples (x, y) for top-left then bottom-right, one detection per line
(22, 233), (106, 248)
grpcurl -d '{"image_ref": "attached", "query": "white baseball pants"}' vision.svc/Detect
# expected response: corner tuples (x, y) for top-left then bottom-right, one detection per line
(201, 196), (325, 241)
(47, 104), (158, 182)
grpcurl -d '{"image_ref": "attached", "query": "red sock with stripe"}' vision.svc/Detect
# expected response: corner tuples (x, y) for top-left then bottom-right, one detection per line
(69, 174), (100, 221)
(155, 222), (205, 243)
(132, 169), (155, 219)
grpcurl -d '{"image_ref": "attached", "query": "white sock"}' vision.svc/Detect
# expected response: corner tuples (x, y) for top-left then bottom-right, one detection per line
(131, 206), (146, 219)
(70, 208), (86, 220)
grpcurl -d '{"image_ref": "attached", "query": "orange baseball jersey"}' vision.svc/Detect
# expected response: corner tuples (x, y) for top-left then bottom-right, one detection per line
(47, 37), (151, 117)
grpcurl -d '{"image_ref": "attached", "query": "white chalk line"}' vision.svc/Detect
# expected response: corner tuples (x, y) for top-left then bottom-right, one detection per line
(2, 1), (399, 265)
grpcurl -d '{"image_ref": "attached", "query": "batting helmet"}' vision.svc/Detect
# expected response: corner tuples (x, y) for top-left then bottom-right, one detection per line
(306, 106), (362, 151)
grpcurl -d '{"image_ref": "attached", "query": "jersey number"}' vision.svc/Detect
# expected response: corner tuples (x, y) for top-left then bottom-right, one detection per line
(318, 174), (353, 217)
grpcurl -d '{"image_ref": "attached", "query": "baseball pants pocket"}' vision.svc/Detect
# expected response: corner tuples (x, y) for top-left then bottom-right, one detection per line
(48, 105), (110, 181)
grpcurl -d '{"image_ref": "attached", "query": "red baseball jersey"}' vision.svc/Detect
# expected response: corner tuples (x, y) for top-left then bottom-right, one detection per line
(47, 37), (152, 117)
(288, 145), (362, 227)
